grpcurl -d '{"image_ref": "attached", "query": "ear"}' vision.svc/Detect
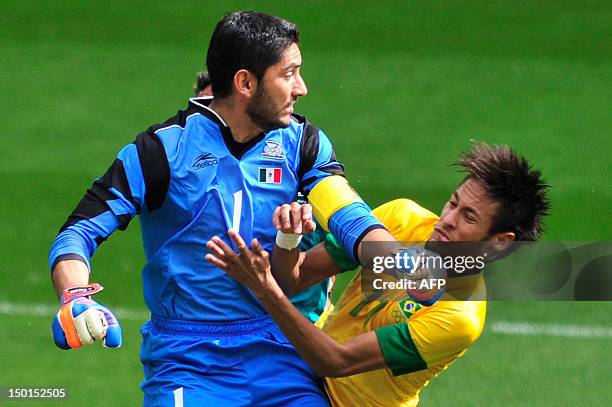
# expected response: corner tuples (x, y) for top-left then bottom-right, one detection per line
(489, 231), (516, 254)
(233, 69), (258, 99)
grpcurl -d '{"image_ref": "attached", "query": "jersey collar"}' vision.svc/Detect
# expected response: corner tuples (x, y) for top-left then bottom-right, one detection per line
(188, 97), (268, 160)
(189, 97), (228, 127)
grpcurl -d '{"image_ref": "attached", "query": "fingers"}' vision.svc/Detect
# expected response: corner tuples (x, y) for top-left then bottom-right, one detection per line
(300, 203), (316, 234)
(206, 236), (233, 270)
(206, 233), (269, 275)
(85, 309), (108, 341)
(280, 204), (292, 230)
(103, 321), (123, 348)
(273, 202), (315, 234)
(251, 239), (271, 274)
(251, 238), (270, 259)
(228, 229), (254, 265)
(208, 235), (234, 256)
(290, 203), (302, 234)
(278, 202), (301, 232)
(206, 238), (226, 258)
(205, 253), (228, 270)
(301, 203), (312, 222)
(272, 206), (282, 230)
(252, 238), (263, 255)
(206, 232), (251, 271)
(228, 229), (248, 251)
(303, 219), (317, 234)
(74, 308), (105, 345)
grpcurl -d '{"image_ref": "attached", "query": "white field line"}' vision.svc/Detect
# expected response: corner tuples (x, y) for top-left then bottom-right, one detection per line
(2, 300), (612, 338)
(490, 321), (612, 338)
(0, 300), (149, 321)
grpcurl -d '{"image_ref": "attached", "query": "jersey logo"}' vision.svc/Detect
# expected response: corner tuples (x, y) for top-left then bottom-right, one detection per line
(192, 153), (218, 170)
(261, 140), (285, 160)
(258, 167), (282, 184)
(393, 299), (422, 322)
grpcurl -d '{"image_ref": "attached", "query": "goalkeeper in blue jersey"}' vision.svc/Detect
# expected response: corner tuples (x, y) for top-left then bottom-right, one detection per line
(49, 11), (391, 406)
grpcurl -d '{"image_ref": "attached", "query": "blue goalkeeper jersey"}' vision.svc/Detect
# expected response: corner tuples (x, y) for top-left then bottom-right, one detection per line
(49, 97), (345, 321)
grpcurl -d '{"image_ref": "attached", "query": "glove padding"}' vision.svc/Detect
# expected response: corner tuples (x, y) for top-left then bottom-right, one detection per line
(52, 283), (122, 349)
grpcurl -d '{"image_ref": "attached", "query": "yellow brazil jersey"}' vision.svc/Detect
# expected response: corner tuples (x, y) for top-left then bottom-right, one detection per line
(321, 199), (487, 407)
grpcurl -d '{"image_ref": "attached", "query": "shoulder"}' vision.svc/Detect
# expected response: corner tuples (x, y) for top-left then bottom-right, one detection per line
(420, 300), (486, 346)
(372, 199), (439, 241)
(151, 101), (214, 141)
(127, 103), (206, 211)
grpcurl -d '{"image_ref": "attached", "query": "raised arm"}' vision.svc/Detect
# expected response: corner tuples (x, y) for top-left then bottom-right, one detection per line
(269, 202), (357, 296)
(269, 203), (312, 296)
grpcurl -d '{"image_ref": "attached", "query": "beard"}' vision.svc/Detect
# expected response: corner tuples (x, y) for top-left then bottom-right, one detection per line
(247, 85), (291, 132)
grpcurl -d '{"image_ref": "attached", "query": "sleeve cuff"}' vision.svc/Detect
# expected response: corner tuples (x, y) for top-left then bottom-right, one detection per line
(50, 254), (90, 274)
(375, 323), (427, 376)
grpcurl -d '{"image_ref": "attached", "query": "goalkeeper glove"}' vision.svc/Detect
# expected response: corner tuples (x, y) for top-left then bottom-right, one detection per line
(52, 283), (122, 349)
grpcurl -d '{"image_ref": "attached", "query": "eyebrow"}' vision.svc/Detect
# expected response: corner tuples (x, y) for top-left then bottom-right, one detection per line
(281, 62), (301, 71)
(453, 191), (482, 220)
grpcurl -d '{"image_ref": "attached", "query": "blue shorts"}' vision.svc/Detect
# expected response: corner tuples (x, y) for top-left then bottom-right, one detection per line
(140, 314), (330, 406)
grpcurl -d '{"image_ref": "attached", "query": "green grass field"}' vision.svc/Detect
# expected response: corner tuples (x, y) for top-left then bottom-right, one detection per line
(1, 1), (610, 405)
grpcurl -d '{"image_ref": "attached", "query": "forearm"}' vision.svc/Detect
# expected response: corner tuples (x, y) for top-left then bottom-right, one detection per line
(296, 243), (342, 292)
(52, 259), (90, 300)
(271, 246), (303, 296)
(255, 284), (383, 377)
(356, 227), (401, 265)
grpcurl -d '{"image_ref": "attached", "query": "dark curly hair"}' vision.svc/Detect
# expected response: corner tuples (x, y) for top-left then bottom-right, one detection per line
(455, 143), (551, 241)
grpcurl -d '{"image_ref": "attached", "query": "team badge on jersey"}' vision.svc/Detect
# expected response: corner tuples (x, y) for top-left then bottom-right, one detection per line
(397, 299), (422, 321)
(259, 167), (282, 184)
(261, 140), (285, 160)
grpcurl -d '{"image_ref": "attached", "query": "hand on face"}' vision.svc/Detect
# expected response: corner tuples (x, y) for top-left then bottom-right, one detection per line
(205, 229), (278, 296)
(272, 202), (316, 235)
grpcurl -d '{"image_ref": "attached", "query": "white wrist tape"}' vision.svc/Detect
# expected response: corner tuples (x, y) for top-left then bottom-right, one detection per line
(275, 231), (302, 250)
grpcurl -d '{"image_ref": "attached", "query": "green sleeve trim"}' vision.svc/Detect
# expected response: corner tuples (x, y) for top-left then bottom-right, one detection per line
(324, 233), (359, 272)
(299, 226), (327, 251)
(375, 323), (427, 376)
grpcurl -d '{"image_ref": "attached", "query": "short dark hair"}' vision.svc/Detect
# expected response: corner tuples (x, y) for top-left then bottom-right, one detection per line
(193, 71), (211, 96)
(206, 11), (299, 98)
(455, 143), (551, 241)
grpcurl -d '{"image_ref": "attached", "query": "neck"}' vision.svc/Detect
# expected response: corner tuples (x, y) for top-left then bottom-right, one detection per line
(209, 97), (262, 143)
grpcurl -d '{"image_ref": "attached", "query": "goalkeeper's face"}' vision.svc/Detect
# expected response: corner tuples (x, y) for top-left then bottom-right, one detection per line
(247, 43), (308, 131)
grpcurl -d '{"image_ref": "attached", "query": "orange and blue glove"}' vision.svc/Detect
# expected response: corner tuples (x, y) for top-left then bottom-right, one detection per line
(52, 283), (122, 349)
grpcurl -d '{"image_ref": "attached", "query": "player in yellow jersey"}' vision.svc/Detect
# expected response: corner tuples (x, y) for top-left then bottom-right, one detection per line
(206, 143), (550, 406)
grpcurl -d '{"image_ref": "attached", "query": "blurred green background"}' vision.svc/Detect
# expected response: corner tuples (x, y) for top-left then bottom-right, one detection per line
(1, 1), (610, 405)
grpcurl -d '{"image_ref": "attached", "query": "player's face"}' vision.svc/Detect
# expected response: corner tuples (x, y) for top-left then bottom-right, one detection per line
(247, 43), (308, 131)
(430, 178), (500, 243)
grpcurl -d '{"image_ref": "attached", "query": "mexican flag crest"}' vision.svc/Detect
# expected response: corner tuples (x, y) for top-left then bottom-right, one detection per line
(258, 167), (282, 184)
